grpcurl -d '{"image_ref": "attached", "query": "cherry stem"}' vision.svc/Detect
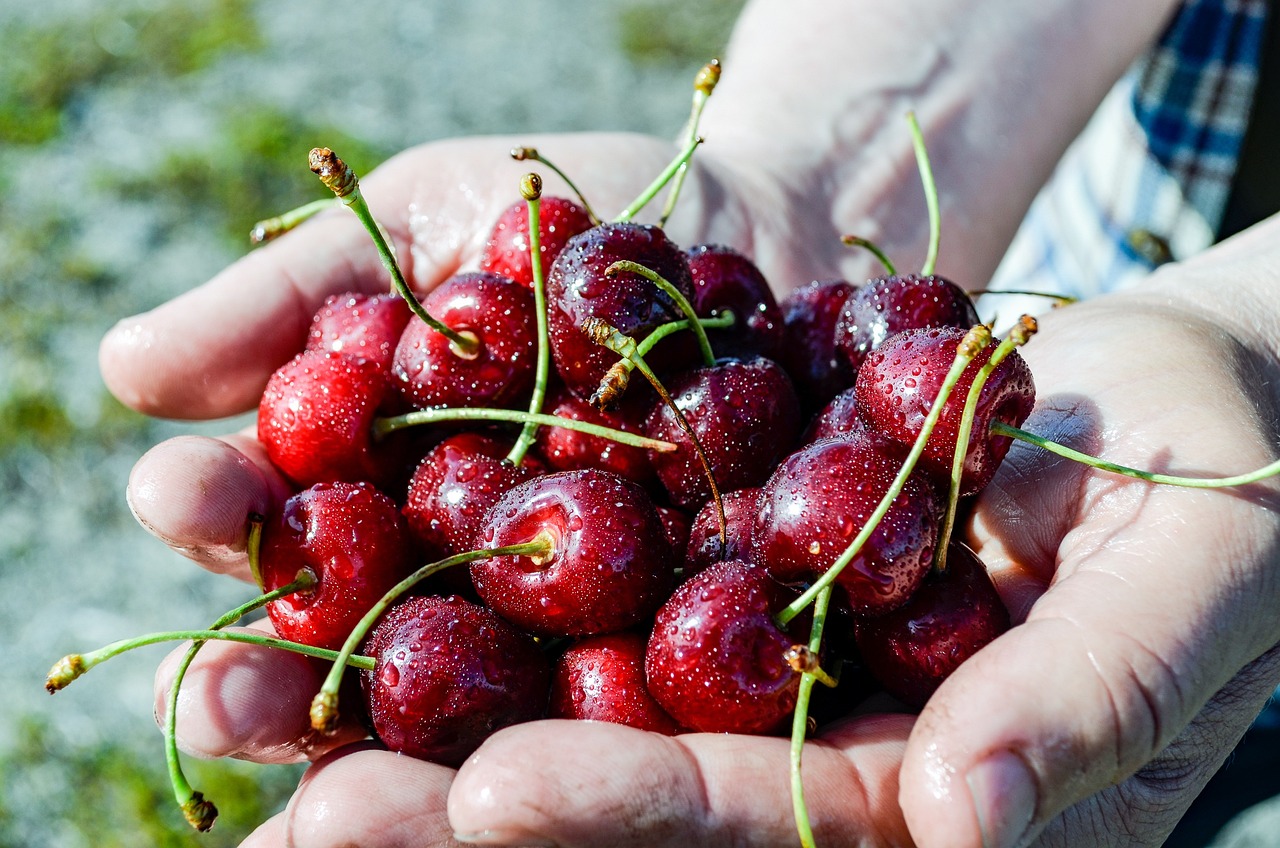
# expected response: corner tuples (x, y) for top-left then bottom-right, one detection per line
(510, 147), (600, 224)
(582, 318), (727, 546)
(613, 135), (704, 223)
(165, 569), (317, 831)
(309, 147), (479, 357)
(246, 512), (265, 591)
(311, 538), (554, 735)
(249, 198), (340, 244)
(590, 313), (735, 409)
(964, 288), (1079, 306)
(991, 422), (1280, 488)
(788, 583), (833, 848)
(658, 58), (721, 228)
(45, 629), (373, 695)
(936, 318), (1034, 572)
(508, 175), (551, 467)
(906, 111), (941, 277)
(372, 406), (678, 452)
(841, 234), (897, 277)
(605, 259), (716, 366)
(775, 327), (986, 626)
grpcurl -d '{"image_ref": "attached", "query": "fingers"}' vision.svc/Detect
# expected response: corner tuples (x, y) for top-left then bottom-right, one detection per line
(127, 433), (292, 580)
(900, 302), (1280, 848)
(447, 716), (915, 847)
(154, 621), (367, 765)
(240, 743), (462, 848)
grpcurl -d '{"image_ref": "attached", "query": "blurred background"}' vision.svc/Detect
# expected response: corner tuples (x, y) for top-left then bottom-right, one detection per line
(0, 1), (743, 843)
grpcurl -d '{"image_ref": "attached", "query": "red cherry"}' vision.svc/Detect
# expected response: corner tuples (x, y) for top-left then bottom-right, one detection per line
(645, 559), (800, 734)
(546, 222), (697, 401)
(549, 631), (682, 734)
(684, 487), (761, 576)
(532, 385), (655, 487)
(361, 594), (550, 766)
(392, 271), (537, 411)
(402, 432), (541, 557)
(833, 274), (978, 373)
(473, 469), (676, 637)
(855, 542), (1010, 708)
(854, 325), (1036, 495)
(753, 431), (941, 615)
(644, 357), (802, 511)
(260, 482), (417, 651)
(305, 291), (412, 372)
(776, 279), (859, 409)
(686, 243), (784, 360)
(804, 387), (872, 444)
(480, 196), (593, 288)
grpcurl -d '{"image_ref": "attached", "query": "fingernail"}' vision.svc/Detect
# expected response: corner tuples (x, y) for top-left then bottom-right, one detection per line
(453, 830), (558, 847)
(965, 750), (1037, 848)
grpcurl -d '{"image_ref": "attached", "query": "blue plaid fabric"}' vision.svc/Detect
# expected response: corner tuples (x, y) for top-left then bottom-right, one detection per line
(987, 0), (1269, 304)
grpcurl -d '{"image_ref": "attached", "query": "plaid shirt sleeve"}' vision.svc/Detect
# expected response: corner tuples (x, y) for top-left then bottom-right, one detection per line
(986, 0), (1269, 309)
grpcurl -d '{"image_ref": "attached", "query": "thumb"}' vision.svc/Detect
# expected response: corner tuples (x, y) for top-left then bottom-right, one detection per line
(898, 482), (1280, 848)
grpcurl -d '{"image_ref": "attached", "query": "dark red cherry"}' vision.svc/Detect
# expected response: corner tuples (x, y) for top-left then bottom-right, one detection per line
(546, 222), (697, 401)
(776, 279), (859, 409)
(473, 469), (675, 636)
(684, 487), (761, 576)
(260, 482), (417, 651)
(532, 385), (655, 487)
(655, 505), (692, 558)
(480, 196), (594, 288)
(306, 291), (412, 372)
(549, 631), (682, 734)
(361, 594), (550, 766)
(392, 271), (537, 410)
(854, 325), (1035, 495)
(686, 243), (783, 360)
(833, 275), (978, 373)
(403, 432), (541, 557)
(855, 542), (1010, 708)
(644, 357), (801, 511)
(645, 559), (800, 734)
(258, 350), (407, 489)
(804, 386), (872, 444)
(753, 431), (941, 615)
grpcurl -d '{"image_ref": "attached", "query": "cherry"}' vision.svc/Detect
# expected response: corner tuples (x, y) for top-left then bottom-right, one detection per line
(532, 385), (655, 487)
(480, 196), (594, 289)
(361, 593), (550, 767)
(854, 542), (1010, 708)
(833, 274), (978, 373)
(257, 349), (411, 489)
(686, 243), (783, 360)
(684, 487), (761, 576)
(645, 559), (801, 734)
(549, 631), (682, 734)
(259, 482), (417, 651)
(472, 469), (676, 636)
(804, 386), (872, 444)
(753, 431), (941, 615)
(545, 222), (697, 401)
(402, 432), (542, 558)
(655, 504), (692, 558)
(644, 356), (802, 511)
(776, 279), (859, 409)
(305, 291), (412, 373)
(855, 325), (1035, 495)
(392, 271), (537, 411)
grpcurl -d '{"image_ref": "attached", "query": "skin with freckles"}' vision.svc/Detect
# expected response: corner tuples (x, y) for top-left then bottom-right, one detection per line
(111, 0), (1280, 844)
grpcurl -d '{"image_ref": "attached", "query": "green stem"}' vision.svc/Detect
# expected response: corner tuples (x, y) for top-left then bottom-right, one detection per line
(965, 288), (1079, 305)
(508, 177), (551, 467)
(658, 59), (720, 228)
(510, 147), (599, 224)
(906, 112), (941, 277)
(841, 234), (898, 277)
(776, 328), (986, 626)
(789, 584), (833, 848)
(249, 197), (340, 244)
(166, 570), (316, 830)
(590, 313), (735, 409)
(246, 512), (265, 591)
(309, 148), (478, 356)
(613, 136), (704, 223)
(606, 259), (716, 366)
(991, 422), (1280, 488)
(311, 540), (554, 734)
(373, 406), (677, 452)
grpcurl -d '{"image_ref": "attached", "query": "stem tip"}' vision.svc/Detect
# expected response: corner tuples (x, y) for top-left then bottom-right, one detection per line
(181, 793), (218, 832)
(45, 654), (86, 693)
(310, 690), (341, 735)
